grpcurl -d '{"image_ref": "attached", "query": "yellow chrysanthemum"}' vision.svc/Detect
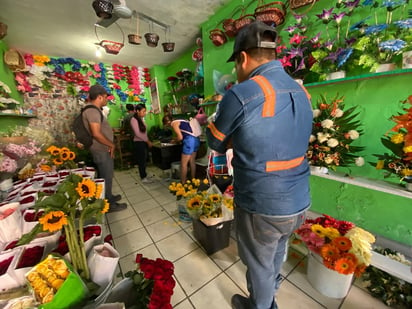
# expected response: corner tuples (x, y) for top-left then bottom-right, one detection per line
(403, 145), (412, 153)
(39, 211), (67, 232)
(203, 179), (209, 185)
(101, 200), (109, 214)
(95, 184), (103, 199)
(75, 178), (97, 199)
(311, 224), (326, 238)
(401, 169), (412, 176)
(375, 160), (384, 170)
(390, 133), (404, 144)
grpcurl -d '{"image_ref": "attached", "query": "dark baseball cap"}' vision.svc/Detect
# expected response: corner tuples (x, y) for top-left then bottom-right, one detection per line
(227, 21), (278, 62)
(89, 84), (108, 98)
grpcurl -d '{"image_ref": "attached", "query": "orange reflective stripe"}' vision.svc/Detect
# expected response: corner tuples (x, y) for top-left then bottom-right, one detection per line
(251, 76), (276, 118)
(298, 84), (311, 103)
(208, 122), (225, 141)
(266, 156), (304, 172)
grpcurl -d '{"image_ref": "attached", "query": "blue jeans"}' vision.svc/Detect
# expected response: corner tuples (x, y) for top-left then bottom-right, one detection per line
(234, 207), (307, 309)
(90, 150), (115, 201)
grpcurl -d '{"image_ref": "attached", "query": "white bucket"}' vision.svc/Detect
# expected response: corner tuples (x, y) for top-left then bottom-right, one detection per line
(307, 253), (353, 298)
(326, 71), (346, 81)
(171, 161), (180, 180)
(402, 51), (412, 69)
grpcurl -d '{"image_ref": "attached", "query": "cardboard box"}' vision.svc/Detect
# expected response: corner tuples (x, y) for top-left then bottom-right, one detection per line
(192, 219), (232, 255)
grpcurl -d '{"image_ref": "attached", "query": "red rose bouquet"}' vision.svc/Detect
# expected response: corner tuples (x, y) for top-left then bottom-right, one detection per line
(295, 214), (375, 277)
(125, 253), (175, 309)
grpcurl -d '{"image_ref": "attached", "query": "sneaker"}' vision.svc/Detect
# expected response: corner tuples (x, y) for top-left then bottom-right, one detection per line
(108, 202), (127, 213)
(231, 294), (249, 309)
(141, 177), (153, 184)
(108, 194), (122, 203)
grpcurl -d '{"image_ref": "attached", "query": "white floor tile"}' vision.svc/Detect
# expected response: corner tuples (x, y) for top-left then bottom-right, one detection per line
(173, 299), (195, 309)
(156, 230), (199, 262)
(277, 279), (325, 309)
(138, 206), (169, 225)
(108, 215), (143, 238)
(225, 260), (248, 294)
(340, 285), (390, 309)
(145, 217), (183, 242)
(130, 198), (160, 214)
(106, 205), (136, 224)
(113, 228), (152, 257)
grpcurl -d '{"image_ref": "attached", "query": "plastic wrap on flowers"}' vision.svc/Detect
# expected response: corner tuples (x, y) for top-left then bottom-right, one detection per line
(0, 248), (23, 292)
(0, 202), (22, 243)
(26, 254), (88, 308)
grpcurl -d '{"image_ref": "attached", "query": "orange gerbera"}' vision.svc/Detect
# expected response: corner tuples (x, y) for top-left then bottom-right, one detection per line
(320, 244), (340, 261)
(60, 151), (70, 161)
(322, 258), (335, 270)
(334, 257), (356, 275)
(53, 158), (63, 165)
(341, 252), (358, 265)
(332, 236), (352, 251)
(75, 178), (97, 199)
(354, 264), (367, 277)
(39, 211), (67, 232)
(68, 151), (76, 160)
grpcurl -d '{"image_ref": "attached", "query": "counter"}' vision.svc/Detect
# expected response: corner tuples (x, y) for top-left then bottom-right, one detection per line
(151, 142), (182, 170)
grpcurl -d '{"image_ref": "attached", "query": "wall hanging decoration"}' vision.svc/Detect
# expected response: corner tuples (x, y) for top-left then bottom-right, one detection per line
(254, 1), (287, 27)
(233, 6), (255, 33)
(0, 22), (7, 40)
(4, 49), (26, 72)
(209, 28), (227, 47)
(95, 22), (125, 55)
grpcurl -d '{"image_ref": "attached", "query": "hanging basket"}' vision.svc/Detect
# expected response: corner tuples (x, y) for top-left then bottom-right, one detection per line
(92, 0), (114, 19)
(144, 33), (160, 47)
(128, 34), (142, 45)
(0, 22), (8, 40)
(254, 1), (287, 27)
(162, 42), (175, 52)
(209, 29), (227, 47)
(234, 13), (255, 32)
(95, 22), (125, 55)
(4, 49), (26, 72)
(222, 19), (237, 38)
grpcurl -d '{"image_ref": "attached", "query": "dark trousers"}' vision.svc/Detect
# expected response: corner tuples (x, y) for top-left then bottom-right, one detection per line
(133, 141), (148, 179)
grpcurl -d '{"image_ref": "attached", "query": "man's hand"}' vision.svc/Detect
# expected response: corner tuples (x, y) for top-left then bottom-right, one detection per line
(108, 144), (115, 158)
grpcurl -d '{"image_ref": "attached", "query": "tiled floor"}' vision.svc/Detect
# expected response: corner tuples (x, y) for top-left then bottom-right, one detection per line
(106, 166), (389, 309)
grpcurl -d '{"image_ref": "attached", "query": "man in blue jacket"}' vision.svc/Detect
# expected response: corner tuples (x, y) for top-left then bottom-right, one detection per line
(206, 21), (313, 309)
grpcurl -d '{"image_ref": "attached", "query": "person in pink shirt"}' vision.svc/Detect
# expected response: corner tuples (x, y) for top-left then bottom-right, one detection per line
(130, 104), (153, 183)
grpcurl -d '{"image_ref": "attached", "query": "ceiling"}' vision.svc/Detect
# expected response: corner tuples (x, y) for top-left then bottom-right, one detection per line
(0, 0), (232, 68)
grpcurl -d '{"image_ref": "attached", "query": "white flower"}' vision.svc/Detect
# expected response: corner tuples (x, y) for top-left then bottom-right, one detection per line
(327, 138), (339, 148)
(312, 109), (321, 118)
(317, 132), (330, 143)
(355, 157), (365, 166)
(309, 134), (316, 143)
(334, 109), (344, 117)
(348, 130), (360, 140)
(324, 156), (334, 164)
(321, 119), (334, 129)
(0, 81), (12, 94)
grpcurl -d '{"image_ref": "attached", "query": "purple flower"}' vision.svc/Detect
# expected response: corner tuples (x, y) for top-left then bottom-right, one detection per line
(324, 48), (345, 63)
(284, 26), (298, 34)
(394, 19), (412, 29)
(288, 47), (307, 59)
(315, 8), (334, 22)
(293, 14), (305, 24)
(333, 12), (346, 24)
(344, 0), (361, 10)
(310, 32), (322, 44)
(324, 40), (335, 51)
(379, 39), (407, 52)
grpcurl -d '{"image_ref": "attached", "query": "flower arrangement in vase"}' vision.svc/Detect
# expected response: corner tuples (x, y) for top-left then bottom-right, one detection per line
(307, 94), (364, 170)
(18, 173), (109, 280)
(372, 95), (412, 186)
(295, 214), (376, 276)
(124, 253), (175, 309)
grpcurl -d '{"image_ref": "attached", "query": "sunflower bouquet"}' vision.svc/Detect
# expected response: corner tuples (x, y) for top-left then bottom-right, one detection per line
(18, 173), (109, 280)
(168, 178), (209, 200)
(295, 214), (375, 277)
(39, 145), (78, 172)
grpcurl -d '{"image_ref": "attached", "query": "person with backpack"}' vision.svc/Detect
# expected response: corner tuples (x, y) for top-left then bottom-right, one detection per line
(131, 104), (153, 184)
(81, 84), (127, 212)
(162, 114), (201, 183)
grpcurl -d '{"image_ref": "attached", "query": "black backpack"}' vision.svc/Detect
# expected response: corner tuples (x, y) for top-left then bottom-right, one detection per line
(72, 105), (103, 149)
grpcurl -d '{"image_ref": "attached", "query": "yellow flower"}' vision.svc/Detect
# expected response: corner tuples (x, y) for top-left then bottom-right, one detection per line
(40, 164), (52, 172)
(39, 211), (68, 232)
(60, 151), (70, 161)
(401, 169), (412, 176)
(375, 160), (384, 170)
(323, 227), (341, 239)
(390, 133), (404, 144)
(203, 179), (209, 185)
(75, 178), (97, 199)
(209, 194), (221, 204)
(101, 200), (109, 214)
(403, 145), (412, 153)
(68, 151), (76, 160)
(311, 224), (326, 238)
(53, 158), (63, 165)
(95, 184), (103, 199)
(187, 197), (201, 209)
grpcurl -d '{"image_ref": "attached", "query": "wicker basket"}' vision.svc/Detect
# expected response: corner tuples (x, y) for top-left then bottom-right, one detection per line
(234, 14), (255, 32)
(128, 34), (142, 45)
(209, 29), (227, 47)
(254, 1), (286, 27)
(4, 49), (26, 72)
(0, 22), (7, 40)
(222, 19), (237, 38)
(144, 33), (160, 47)
(100, 40), (124, 55)
(162, 42), (175, 52)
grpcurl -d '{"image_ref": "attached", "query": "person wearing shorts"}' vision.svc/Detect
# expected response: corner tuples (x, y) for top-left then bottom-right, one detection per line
(162, 115), (200, 183)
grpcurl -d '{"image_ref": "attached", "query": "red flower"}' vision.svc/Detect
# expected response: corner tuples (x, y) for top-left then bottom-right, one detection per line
(135, 253), (143, 264)
(16, 246), (44, 269)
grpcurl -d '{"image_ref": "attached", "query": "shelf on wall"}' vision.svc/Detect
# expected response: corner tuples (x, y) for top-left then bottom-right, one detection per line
(0, 113), (36, 118)
(304, 68), (412, 88)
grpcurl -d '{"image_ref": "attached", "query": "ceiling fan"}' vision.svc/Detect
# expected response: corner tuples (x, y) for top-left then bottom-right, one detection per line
(93, 0), (133, 28)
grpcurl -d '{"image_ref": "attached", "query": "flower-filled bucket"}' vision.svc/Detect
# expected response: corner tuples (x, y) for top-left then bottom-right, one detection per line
(0, 202), (22, 243)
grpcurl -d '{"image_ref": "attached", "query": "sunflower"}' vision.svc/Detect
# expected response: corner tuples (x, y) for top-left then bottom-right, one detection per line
(95, 184), (103, 199)
(187, 197), (201, 209)
(311, 224), (326, 238)
(334, 257), (356, 275)
(75, 178), (97, 199)
(101, 199), (109, 214)
(209, 194), (221, 204)
(60, 147), (70, 153)
(320, 244), (340, 261)
(46, 145), (58, 154)
(39, 211), (68, 232)
(332, 236), (352, 251)
(68, 151), (76, 160)
(53, 158), (63, 165)
(60, 151), (70, 161)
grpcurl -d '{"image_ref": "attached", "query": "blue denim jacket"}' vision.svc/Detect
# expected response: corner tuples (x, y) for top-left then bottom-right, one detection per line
(206, 60), (313, 215)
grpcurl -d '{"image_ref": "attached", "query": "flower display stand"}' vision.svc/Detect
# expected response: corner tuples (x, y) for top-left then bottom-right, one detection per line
(326, 71), (346, 81)
(310, 166), (328, 174)
(375, 63), (396, 73)
(307, 253), (353, 298)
